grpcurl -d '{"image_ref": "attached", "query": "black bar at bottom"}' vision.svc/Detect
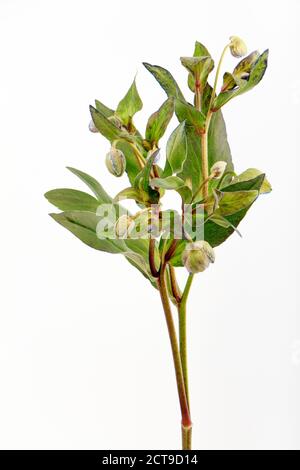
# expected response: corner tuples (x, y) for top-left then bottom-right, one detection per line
(0, 450), (297, 466)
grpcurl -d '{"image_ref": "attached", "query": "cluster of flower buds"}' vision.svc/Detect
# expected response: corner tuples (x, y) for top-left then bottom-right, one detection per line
(105, 147), (126, 177)
(182, 241), (215, 274)
(209, 161), (227, 180)
(229, 36), (247, 58)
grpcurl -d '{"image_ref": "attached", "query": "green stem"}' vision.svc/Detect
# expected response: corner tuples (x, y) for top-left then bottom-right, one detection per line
(178, 274), (194, 409)
(157, 266), (192, 449)
(169, 265), (182, 304)
(208, 43), (230, 112)
(128, 142), (145, 170)
(200, 123), (210, 199)
(194, 44), (230, 200)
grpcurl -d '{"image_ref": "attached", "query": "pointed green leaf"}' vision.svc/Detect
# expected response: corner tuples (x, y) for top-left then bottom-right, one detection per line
(187, 41), (212, 92)
(50, 211), (125, 253)
(50, 211), (157, 286)
(193, 41), (211, 58)
(143, 62), (186, 101)
(113, 187), (146, 204)
(218, 190), (258, 216)
(181, 56), (214, 91)
(213, 50), (269, 110)
(66, 167), (113, 203)
(151, 175), (192, 203)
(94, 99), (114, 118)
(151, 176), (185, 190)
(45, 189), (100, 212)
(227, 169), (271, 194)
(90, 105), (122, 142)
(163, 121), (187, 176)
(116, 78), (143, 126)
(175, 99), (206, 131)
(221, 51), (260, 92)
(115, 140), (145, 186)
(145, 97), (174, 145)
(178, 110), (233, 192)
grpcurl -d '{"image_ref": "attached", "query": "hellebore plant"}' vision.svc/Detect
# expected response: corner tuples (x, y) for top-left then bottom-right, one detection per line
(45, 37), (271, 450)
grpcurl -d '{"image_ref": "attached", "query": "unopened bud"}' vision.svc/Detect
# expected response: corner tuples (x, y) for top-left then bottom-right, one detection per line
(210, 161), (227, 180)
(108, 115), (123, 129)
(182, 241), (215, 274)
(89, 120), (99, 133)
(148, 148), (161, 163)
(114, 215), (134, 238)
(105, 147), (126, 177)
(229, 36), (247, 58)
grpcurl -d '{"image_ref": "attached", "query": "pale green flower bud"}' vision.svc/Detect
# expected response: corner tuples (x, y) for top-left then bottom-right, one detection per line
(105, 147), (126, 177)
(229, 36), (247, 58)
(114, 215), (134, 238)
(210, 161), (227, 180)
(89, 120), (99, 133)
(182, 241), (215, 274)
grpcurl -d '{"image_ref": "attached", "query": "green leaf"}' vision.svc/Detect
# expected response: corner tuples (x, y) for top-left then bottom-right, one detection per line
(151, 176), (185, 190)
(94, 99), (114, 118)
(163, 121), (187, 177)
(116, 78), (143, 126)
(180, 56), (214, 91)
(227, 169), (271, 194)
(175, 99), (206, 131)
(115, 140), (143, 185)
(204, 174), (267, 247)
(220, 51), (260, 92)
(213, 50), (269, 110)
(143, 62), (186, 101)
(66, 167), (113, 203)
(89, 105), (122, 142)
(209, 213), (242, 237)
(50, 211), (157, 286)
(145, 97), (174, 145)
(151, 176), (192, 203)
(187, 41), (212, 92)
(45, 189), (100, 212)
(171, 170), (270, 260)
(113, 187), (147, 204)
(233, 51), (261, 77)
(133, 151), (161, 204)
(193, 40), (211, 57)
(218, 190), (258, 216)
(178, 110), (233, 192)
(50, 211), (125, 253)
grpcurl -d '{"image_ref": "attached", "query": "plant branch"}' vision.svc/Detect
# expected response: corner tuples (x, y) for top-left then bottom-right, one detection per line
(164, 239), (178, 262)
(194, 43), (230, 201)
(178, 273), (194, 409)
(169, 265), (182, 304)
(157, 265), (192, 449)
(195, 77), (202, 112)
(128, 142), (146, 170)
(149, 238), (159, 278)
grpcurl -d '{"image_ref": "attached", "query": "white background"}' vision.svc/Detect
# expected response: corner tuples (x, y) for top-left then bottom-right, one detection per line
(0, 0), (299, 450)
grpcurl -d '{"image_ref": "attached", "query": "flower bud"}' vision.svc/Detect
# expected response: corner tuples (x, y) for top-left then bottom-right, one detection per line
(105, 147), (126, 177)
(210, 161), (227, 180)
(108, 115), (123, 129)
(89, 120), (99, 133)
(148, 148), (161, 163)
(114, 215), (134, 238)
(229, 36), (247, 58)
(182, 241), (215, 274)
